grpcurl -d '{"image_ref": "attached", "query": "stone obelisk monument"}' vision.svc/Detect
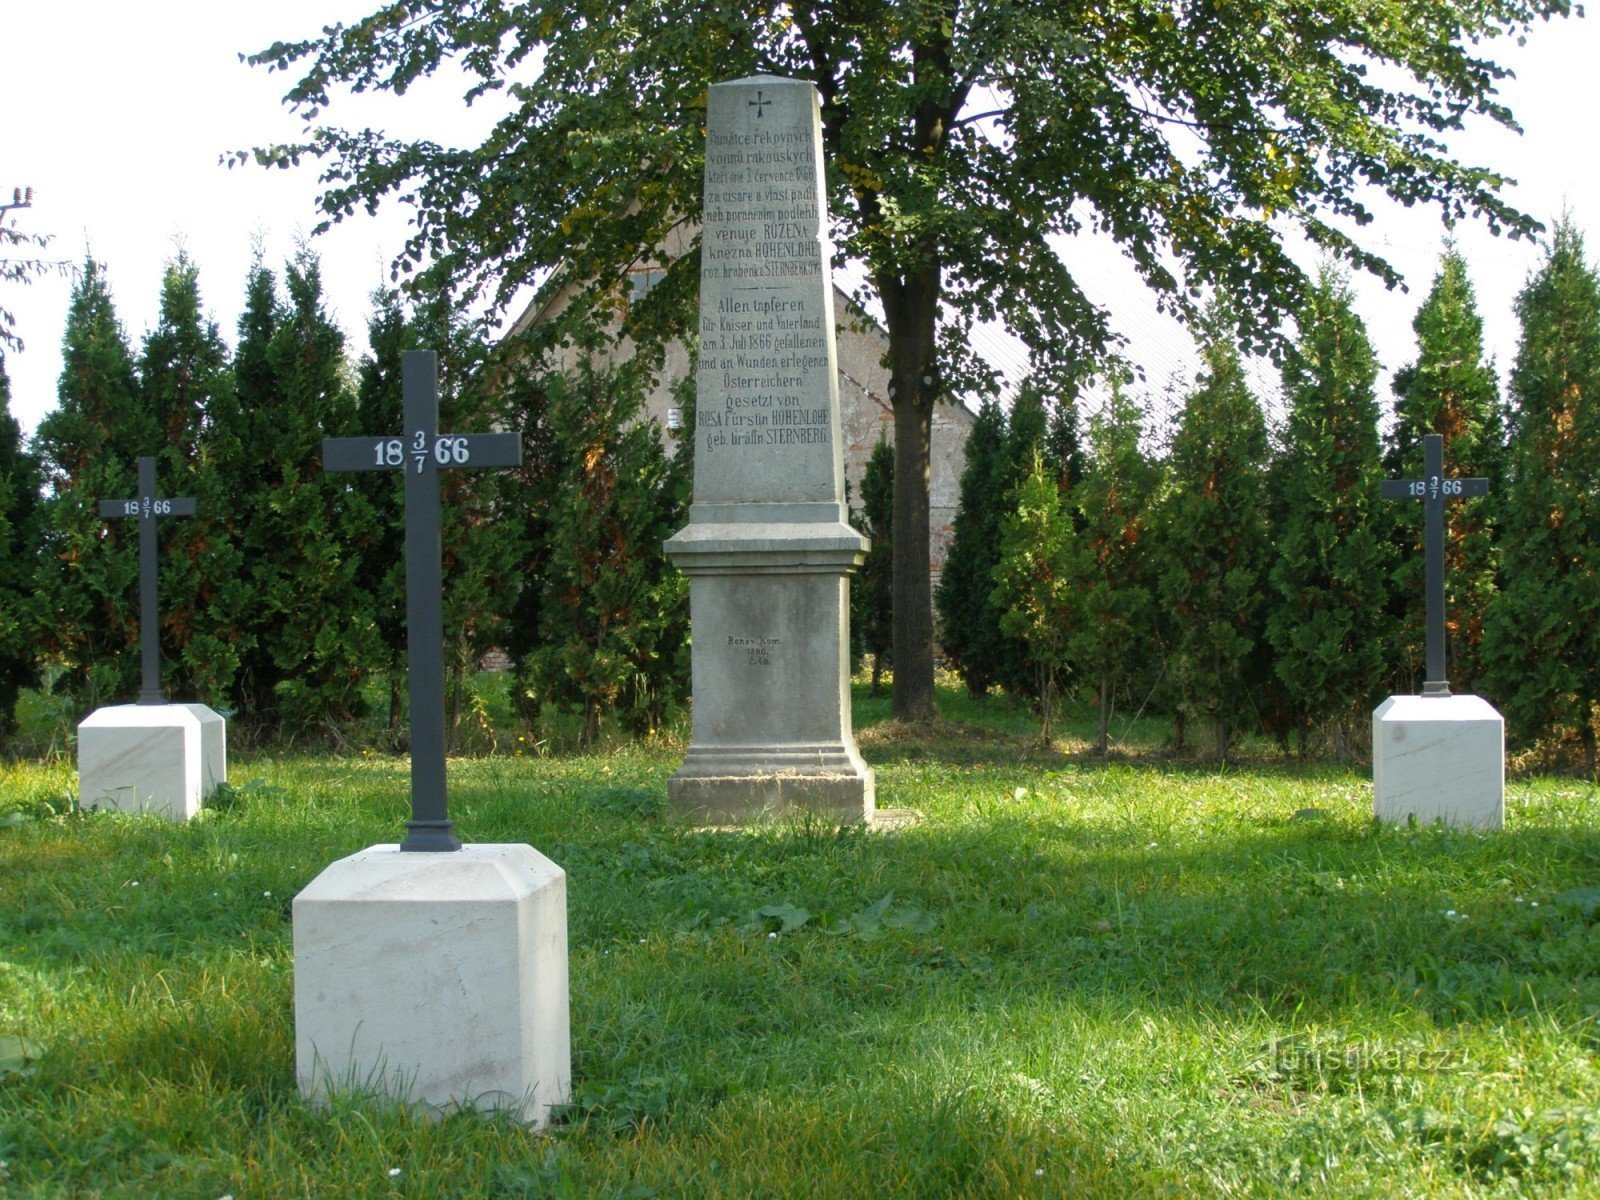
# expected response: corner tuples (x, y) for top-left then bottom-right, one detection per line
(665, 75), (874, 823)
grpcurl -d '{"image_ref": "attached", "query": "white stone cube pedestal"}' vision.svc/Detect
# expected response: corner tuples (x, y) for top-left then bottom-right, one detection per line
(1372, 694), (1504, 830)
(293, 843), (571, 1126)
(77, 703), (226, 821)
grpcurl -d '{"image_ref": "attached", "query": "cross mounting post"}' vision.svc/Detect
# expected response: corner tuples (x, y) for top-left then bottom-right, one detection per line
(97, 456), (197, 705)
(323, 350), (521, 852)
(1379, 434), (1489, 698)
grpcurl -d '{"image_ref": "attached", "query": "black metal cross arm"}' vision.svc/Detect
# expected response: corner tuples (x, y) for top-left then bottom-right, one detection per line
(322, 432), (521, 474)
(1377, 477), (1490, 503)
(96, 497), (198, 519)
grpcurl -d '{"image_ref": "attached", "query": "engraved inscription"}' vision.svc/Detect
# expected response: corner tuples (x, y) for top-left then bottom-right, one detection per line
(728, 634), (781, 666)
(697, 86), (834, 461)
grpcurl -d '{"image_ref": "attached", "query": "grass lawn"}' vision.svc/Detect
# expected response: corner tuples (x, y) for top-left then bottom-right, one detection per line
(2, 685), (1599, 1197)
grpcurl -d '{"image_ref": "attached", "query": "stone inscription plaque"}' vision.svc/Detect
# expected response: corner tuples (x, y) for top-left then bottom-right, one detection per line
(695, 76), (843, 507)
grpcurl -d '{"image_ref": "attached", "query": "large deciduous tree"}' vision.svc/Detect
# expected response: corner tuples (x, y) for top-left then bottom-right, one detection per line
(246, 0), (1573, 720)
(1, 189), (70, 354)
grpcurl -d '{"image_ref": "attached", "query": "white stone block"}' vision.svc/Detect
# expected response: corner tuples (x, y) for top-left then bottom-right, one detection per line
(293, 843), (571, 1126)
(1372, 694), (1504, 830)
(77, 703), (226, 822)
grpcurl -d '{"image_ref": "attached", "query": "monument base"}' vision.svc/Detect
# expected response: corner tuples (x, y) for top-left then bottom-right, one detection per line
(1372, 694), (1505, 830)
(77, 703), (226, 821)
(293, 843), (571, 1126)
(669, 744), (875, 824)
(666, 516), (874, 826)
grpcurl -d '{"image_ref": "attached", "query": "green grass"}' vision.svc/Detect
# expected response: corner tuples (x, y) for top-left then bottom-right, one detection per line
(3, 686), (1600, 1197)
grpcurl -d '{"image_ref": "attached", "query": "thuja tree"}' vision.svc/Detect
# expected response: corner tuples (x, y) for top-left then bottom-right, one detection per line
(993, 382), (1056, 699)
(352, 287), (412, 727)
(210, 250), (377, 734)
(1387, 248), (1505, 694)
(139, 254), (244, 705)
(1154, 326), (1272, 761)
(1266, 268), (1391, 757)
(34, 259), (158, 708)
(1483, 220), (1600, 768)
(523, 356), (689, 745)
(412, 288), (526, 748)
(204, 252), (283, 725)
(937, 396), (1008, 698)
(267, 252), (381, 731)
(245, 0), (1574, 722)
(351, 285), (509, 736)
(990, 448), (1075, 744)
(0, 353), (42, 747)
(498, 355), (562, 729)
(1045, 390), (1085, 502)
(1069, 378), (1160, 755)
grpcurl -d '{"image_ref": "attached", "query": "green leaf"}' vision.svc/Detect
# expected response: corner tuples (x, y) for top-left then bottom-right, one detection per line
(756, 903), (812, 933)
(858, 891), (896, 925)
(1552, 887), (1600, 921)
(0, 1035), (42, 1079)
(886, 907), (938, 934)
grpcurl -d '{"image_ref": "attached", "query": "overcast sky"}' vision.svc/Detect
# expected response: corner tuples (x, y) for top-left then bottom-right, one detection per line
(3, 4), (1596, 438)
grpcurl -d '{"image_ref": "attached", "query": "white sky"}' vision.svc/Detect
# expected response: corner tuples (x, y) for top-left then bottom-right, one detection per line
(2, 4), (1596, 438)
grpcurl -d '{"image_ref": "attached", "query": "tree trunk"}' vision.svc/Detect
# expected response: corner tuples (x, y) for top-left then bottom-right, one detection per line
(1096, 670), (1110, 756)
(881, 267), (941, 723)
(1040, 667), (1056, 746)
(1215, 717), (1229, 764)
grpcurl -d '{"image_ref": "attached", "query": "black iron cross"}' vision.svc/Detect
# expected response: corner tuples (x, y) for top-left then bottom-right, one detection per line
(1380, 433), (1489, 698)
(324, 350), (521, 852)
(98, 456), (196, 705)
(749, 90), (771, 117)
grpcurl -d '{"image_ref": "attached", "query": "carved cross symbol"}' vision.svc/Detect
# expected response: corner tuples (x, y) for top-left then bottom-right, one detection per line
(749, 90), (771, 118)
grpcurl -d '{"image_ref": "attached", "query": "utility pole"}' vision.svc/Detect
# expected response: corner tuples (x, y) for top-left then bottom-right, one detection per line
(0, 186), (33, 224)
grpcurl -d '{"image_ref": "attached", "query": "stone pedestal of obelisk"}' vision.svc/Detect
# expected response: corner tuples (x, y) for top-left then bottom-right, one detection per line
(665, 75), (874, 824)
